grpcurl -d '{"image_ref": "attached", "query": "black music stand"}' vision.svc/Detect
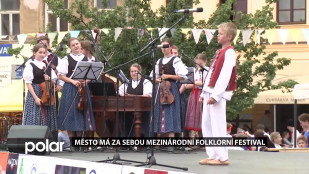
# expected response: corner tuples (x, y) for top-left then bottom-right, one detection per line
(61, 61), (104, 143)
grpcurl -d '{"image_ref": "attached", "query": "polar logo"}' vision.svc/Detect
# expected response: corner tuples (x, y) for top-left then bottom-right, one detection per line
(25, 139), (64, 154)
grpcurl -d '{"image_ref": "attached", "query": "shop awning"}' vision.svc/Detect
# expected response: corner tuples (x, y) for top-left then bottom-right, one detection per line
(254, 89), (309, 104)
(254, 58), (309, 104)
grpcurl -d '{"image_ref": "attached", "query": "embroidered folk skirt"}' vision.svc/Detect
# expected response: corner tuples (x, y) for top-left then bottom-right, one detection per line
(184, 88), (202, 131)
(154, 81), (181, 133)
(22, 83), (57, 132)
(58, 83), (96, 131)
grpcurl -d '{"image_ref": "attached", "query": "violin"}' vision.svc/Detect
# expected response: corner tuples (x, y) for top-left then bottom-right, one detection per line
(159, 66), (174, 105)
(77, 81), (87, 111)
(40, 67), (55, 106)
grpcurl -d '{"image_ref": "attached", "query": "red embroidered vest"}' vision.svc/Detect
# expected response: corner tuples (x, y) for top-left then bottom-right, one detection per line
(208, 46), (237, 91)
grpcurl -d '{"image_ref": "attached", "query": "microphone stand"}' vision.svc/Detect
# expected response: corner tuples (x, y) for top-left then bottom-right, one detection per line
(133, 13), (189, 171)
(85, 29), (151, 162)
(98, 52), (152, 164)
(136, 72), (152, 81)
(99, 12), (190, 171)
(84, 30), (111, 150)
(181, 50), (208, 83)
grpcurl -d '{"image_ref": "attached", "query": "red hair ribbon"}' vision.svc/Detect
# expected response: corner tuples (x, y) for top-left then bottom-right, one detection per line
(227, 124), (233, 131)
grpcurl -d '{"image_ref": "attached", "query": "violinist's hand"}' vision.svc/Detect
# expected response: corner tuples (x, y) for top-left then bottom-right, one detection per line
(72, 80), (80, 88)
(35, 97), (41, 106)
(207, 97), (217, 105)
(80, 80), (86, 86)
(199, 96), (204, 103)
(56, 85), (62, 92)
(161, 74), (170, 80)
(156, 78), (162, 83)
(44, 74), (50, 81)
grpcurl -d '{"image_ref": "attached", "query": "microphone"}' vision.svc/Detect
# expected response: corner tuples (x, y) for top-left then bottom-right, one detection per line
(135, 72), (151, 80)
(156, 44), (170, 48)
(175, 8), (203, 13)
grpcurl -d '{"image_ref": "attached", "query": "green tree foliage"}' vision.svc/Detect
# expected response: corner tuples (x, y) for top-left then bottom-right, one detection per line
(11, 0), (296, 119)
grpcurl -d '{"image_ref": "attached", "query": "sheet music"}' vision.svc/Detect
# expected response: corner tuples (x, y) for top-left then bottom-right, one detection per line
(70, 61), (104, 80)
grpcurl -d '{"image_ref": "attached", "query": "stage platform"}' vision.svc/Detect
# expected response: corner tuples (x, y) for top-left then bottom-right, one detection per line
(49, 148), (307, 174)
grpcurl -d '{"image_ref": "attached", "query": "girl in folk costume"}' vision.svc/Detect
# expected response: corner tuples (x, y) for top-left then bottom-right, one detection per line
(118, 63), (152, 97)
(22, 43), (58, 133)
(118, 63), (153, 137)
(81, 40), (99, 62)
(37, 36), (63, 119)
(171, 45), (187, 134)
(80, 40), (99, 147)
(57, 38), (96, 139)
(184, 53), (208, 137)
(153, 38), (188, 138)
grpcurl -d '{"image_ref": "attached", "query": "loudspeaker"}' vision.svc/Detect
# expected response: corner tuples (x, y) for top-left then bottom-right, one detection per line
(7, 125), (52, 154)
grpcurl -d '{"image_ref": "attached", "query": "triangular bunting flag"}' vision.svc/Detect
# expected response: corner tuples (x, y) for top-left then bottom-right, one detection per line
(37, 32), (46, 38)
(17, 34), (27, 45)
(158, 28), (169, 41)
(9, 35), (16, 40)
(57, 32), (67, 44)
(181, 28), (191, 39)
(233, 30), (241, 44)
(290, 29), (302, 44)
(27, 33), (36, 38)
(147, 28), (155, 38)
(253, 30), (257, 44)
(277, 29), (289, 45)
(170, 28), (177, 37)
(255, 29), (264, 45)
(69, 30), (80, 38)
(241, 30), (253, 46)
(48, 32), (57, 44)
(101, 28), (109, 35)
(191, 29), (203, 44)
(204, 29), (216, 44)
(114, 27), (122, 41)
(181, 28), (191, 35)
(265, 29), (277, 45)
(137, 29), (145, 42)
(302, 29), (309, 45)
(0, 35), (8, 39)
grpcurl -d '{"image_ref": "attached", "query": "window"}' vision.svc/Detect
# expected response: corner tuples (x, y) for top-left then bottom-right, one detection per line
(277, 0), (306, 24)
(0, 0), (20, 39)
(45, 0), (69, 32)
(220, 0), (247, 21)
(233, 0), (247, 20)
(95, 0), (117, 9)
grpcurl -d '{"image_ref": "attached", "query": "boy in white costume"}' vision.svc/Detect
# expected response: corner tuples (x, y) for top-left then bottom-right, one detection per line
(199, 22), (237, 165)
